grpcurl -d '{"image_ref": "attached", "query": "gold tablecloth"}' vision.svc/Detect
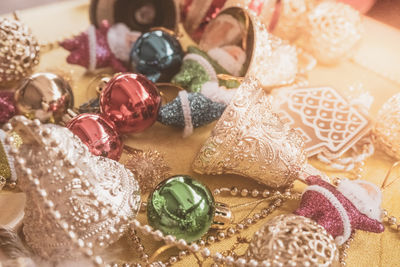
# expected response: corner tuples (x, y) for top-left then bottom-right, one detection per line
(1, 1), (400, 266)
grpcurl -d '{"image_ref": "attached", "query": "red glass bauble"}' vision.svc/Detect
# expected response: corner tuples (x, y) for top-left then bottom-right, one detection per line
(100, 73), (161, 134)
(66, 113), (123, 161)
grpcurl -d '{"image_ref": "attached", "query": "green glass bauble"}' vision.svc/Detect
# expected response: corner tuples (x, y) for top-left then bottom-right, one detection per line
(147, 175), (215, 242)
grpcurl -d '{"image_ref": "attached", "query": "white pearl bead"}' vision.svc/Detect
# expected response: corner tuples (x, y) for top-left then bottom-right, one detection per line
(177, 239), (187, 249)
(189, 243), (199, 253)
(164, 235), (176, 245)
(201, 248), (210, 258)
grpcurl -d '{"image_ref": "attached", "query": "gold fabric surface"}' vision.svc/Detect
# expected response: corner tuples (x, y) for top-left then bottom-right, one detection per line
(1, 1), (400, 266)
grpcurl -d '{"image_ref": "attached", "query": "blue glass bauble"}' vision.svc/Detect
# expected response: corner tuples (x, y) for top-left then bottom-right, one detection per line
(130, 30), (183, 82)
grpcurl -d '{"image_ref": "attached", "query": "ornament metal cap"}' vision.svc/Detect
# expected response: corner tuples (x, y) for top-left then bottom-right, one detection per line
(211, 202), (234, 230)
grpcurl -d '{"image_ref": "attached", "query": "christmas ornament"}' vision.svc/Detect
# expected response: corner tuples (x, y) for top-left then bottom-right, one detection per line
(89, 0), (179, 33)
(374, 93), (400, 160)
(172, 46), (243, 92)
(0, 16), (40, 87)
(100, 73), (161, 134)
(271, 87), (372, 159)
(296, 2), (362, 64)
(66, 113), (122, 161)
(14, 72), (74, 123)
(197, 6), (298, 89)
(60, 21), (140, 72)
(158, 91), (226, 137)
(147, 175), (232, 243)
(130, 29), (184, 82)
(193, 77), (307, 188)
(181, 0), (228, 42)
(247, 214), (340, 267)
(0, 91), (16, 124)
(123, 147), (171, 193)
(295, 176), (384, 245)
(4, 116), (141, 260)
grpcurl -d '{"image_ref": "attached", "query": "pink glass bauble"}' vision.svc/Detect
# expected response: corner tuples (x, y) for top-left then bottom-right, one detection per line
(100, 73), (161, 134)
(66, 113), (122, 161)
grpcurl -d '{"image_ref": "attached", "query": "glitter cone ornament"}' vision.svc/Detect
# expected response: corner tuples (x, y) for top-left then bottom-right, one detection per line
(4, 116), (141, 260)
(172, 46), (244, 92)
(0, 16), (40, 87)
(60, 21), (139, 72)
(295, 176), (384, 245)
(247, 214), (340, 267)
(158, 91), (226, 137)
(192, 77), (307, 188)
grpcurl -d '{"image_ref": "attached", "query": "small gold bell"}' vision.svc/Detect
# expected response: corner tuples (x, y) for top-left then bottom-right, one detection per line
(14, 72), (74, 123)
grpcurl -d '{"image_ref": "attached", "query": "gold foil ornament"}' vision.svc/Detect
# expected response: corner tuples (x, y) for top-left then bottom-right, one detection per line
(0, 16), (40, 87)
(4, 116), (141, 260)
(123, 147), (171, 193)
(197, 6), (298, 90)
(14, 72), (74, 123)
(192, 77), (307, 188)
(247, 214), (340, 267)
(374, 93), (400, 160)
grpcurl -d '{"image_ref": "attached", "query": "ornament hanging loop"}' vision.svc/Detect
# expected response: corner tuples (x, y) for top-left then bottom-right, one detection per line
(381, 161), (400, 190)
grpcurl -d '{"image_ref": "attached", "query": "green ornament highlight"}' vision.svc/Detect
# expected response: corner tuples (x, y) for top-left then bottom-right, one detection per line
(147, 175), (215, 242)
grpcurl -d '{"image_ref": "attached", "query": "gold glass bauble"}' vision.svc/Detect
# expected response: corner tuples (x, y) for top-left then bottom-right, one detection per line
(247, 214), (340, 267)
(0, 17), (40, 87)
(14, 72), (74, 123)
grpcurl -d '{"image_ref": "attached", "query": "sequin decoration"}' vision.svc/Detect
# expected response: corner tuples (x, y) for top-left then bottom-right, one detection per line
(60, 21), (127, 72)
(157, 93), (226, 128)
(295, 176), (384, 245)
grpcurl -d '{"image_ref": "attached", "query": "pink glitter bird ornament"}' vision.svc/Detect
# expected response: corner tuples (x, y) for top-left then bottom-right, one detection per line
(0, 91), (16, 124)
(295, 176), (384, 245)
(60, 21), (140, 72)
